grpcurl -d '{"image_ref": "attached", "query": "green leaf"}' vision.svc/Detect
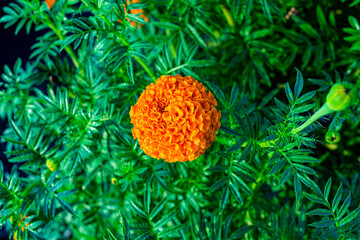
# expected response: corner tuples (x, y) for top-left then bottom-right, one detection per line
(204, 81), (227, 107)
(349, 16), (360, 30)
(144, 187), (151, 214)
(293, 163), (317, 175)
(10, 119), (23, 140)
(229, 182), (243, 205)
(332, 183), (343, 211)
(150, 197), (167, 221)
(186, 24), (207, 49)
(120, 211), (130, 240)
(270, 158), (286, 176)
(57, 197), (78, 217)
(245, 0), (253, 18)
(294, 173), (302, 206)
(316, 6), (327, 33)
(130, 201), (147, 218)
(232, 0), (242, 17)
(290, 155), (319, 164)
(127, 56), (134, 84)
(154, 211), (177, 229)
(230, 225), (253, 239)
(339, 205), (360, 226)
(278, 167), (292, 187)
(106, 229), (118, 240)
(228, 138), (246, 152)
(210, 177), (229, 192)
(261, 0), (272, 23)
(229, 83), (240, 109)
(309, 219), (336, 228)
(304, 192), (326, 205)
(337, 193), (351, 219)
(324, 178), (332, 201)
(294, 68), (304, 99)
(295, 91), (316, 104)
(306, 209), (332, 216)
(158, 224), (185, 238)
(220, 186), (230, 212)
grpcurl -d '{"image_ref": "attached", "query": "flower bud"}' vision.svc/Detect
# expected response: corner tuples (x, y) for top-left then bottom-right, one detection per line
(325, 130), (341, 144)
(111, 177), (118, 185)
(326, 83), (358, 111)
(46, 159), (59, 172)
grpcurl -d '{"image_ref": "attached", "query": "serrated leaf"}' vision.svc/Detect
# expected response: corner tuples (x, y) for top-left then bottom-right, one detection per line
(229, 182), (243, 205)
(209, 177), (229, 192)
(154, 211), (177, 229)
(150, 197), (167, 221)
(309, 219), (336, 228)
(294, 68), (304, 99)
(304, 192), (326, 205)
(306, 209), (332, 216)
(130, 201), (147, 218)
(10, 119), (23, 140)
(291, 155), (319, 164)
(270, 158), (287, 176)
(278, 166), (292, 187)
(186, 23), (207, 49)
(57, 197), (77, 217)
(337, 193), (351, 219)
(229, 83), (240, 109)
(261, 0), (272, 23)
(339, 205), (360, 226)
(230, 225), (253, 239)
(332, 183), (343, 211)
(205, 81), (227, 107)
(220, 186), (229, 212)
(158, 224), (185, 238)
(293, 163), (317, 175)
(324, 178), (332, 201)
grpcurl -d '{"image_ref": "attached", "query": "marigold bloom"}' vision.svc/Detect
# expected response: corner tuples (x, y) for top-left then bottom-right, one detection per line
(120, 0), (149, 28)
(130, 75), (221, 163)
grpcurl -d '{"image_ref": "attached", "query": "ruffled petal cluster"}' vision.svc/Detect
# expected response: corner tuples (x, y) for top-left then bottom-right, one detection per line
(130, 75), (221, 163)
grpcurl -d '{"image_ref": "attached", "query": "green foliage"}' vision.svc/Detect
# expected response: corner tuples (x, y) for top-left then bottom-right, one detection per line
(1, 0), (360, 239)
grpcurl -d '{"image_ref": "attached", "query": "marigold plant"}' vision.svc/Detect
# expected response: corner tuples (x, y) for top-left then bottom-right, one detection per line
(130, 75), (221, 162)
(1, 0), (360, 240)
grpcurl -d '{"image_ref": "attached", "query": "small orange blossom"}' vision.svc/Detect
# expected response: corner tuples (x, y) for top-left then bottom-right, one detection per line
(119, 0), (149, 28)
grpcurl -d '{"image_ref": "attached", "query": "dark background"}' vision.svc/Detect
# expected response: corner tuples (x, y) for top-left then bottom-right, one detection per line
(0, 0), (42, 173)
(0, 0), (43, 238)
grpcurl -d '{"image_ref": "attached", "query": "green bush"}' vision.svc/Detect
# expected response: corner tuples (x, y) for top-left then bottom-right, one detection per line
(1, 0), (360, 239)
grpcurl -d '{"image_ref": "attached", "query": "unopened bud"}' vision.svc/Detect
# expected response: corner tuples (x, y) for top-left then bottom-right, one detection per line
(46, 159), (59, 172)
(326, 83), (358, 111)
(325, 130), (341, 143)
(111, 177), (118, 185)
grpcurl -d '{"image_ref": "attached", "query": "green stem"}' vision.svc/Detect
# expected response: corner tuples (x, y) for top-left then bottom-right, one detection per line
(42, 15), (80, 68)
(81, 0), (157, 82)
(237, 103), (335, 148)
(292, 103), (334, 134)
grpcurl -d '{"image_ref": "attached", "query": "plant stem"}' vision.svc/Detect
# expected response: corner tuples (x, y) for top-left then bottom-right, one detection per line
(292, 103), (334, 134)
(43, 15), (80, 68)
(237, 103), (335, 148)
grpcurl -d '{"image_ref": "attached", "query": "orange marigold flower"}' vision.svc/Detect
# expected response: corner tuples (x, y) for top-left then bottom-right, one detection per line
(119, 0), (149, 28)
(130, 75), (221, 163)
